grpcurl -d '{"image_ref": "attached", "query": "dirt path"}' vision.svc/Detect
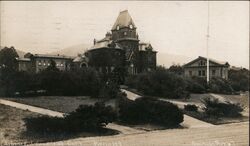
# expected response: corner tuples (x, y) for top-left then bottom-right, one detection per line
(29, 122), (249, 146)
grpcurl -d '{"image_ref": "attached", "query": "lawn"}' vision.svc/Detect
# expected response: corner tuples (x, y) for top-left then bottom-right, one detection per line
(0, 104), (39, 145)
(183, 93), (249, 125)
(4, 96), (116, 113)
(0, 103), (119, 145)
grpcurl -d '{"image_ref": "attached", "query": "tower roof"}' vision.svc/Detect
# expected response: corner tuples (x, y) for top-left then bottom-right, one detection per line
(111, 10), (136, 30)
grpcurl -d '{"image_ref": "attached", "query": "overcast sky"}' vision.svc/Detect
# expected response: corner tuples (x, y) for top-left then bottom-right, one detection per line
(0, 1), (249, 68)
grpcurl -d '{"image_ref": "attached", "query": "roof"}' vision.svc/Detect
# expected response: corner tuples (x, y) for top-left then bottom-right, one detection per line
(111, 10), (136, 31)
(183, 56), (230, 67)
(17, 58), (31, 62)
(89, 38), (122, 50)
(139, 42), (153, 51)
(73, 55), (87, 62)
(30, 54), (73, 60)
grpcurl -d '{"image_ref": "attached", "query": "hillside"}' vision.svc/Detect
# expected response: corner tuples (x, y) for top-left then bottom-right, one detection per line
(49, 44), (91, 57)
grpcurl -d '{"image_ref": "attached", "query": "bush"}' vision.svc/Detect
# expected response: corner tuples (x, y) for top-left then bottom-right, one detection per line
(228, 68), (249, 92)
(98, 81), (120, 98)
(202, 97), (243, 117)
(185, 77), (207, 93)
(118, 97), (183, 127)
(24, 102), (117, 133)
(184, 104), (198, 112)
(208, 77), (234, 94)
(125, 67), (189, 99)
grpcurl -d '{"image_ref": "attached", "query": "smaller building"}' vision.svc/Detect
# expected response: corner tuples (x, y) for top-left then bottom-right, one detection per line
(17, 53), (74, 73)
(183, 56), (230, 80)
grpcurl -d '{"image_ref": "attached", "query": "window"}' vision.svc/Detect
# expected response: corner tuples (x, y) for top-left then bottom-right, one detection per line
(212, 70), (216, 76)
(124, 32), (127, 36)
(202, 70), (205, 76)
(198, 70), (202, 76)
(189, 71), (192, 76)
(38, 60), (42, 66)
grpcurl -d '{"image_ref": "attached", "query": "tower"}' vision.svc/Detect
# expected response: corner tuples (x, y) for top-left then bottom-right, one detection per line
(111, 10), (139, 60)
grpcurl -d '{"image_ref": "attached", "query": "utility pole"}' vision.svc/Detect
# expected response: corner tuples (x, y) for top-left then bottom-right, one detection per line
(206, 0), (210, 83)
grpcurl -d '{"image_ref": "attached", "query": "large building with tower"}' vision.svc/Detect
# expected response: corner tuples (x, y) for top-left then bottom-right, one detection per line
(85, 10), (157, 74)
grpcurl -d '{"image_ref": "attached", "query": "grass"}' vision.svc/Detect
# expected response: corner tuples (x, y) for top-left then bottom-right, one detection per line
(0, 104), (119, 145)
(4, 96), (116, 113)
(183, 110), (249, 125)
(0, 104), (39, 145)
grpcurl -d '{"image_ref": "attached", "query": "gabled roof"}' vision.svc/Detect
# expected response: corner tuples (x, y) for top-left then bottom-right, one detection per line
(111, 10), (136, 31)
(183, 56), (229, 67)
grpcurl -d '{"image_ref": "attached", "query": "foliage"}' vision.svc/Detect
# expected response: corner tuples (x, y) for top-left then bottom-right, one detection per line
(98, 80), (120, 98)
(24, 102), (117, 133)
(184, 104), (198, 112)
(228, 68), (249, 92)
(168, 64), (184, 76)
(0, 46), (19, 71)
(208, 77), (234, 94)
(0, 67), (102, 97)
(202, 97), (243, 117)
(125, 67), (189, 99)
(118, 97), (184, 127)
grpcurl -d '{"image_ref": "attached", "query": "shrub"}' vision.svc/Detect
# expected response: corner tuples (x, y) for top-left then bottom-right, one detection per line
(184, 104), (198, 112)
(126, 67), (188, 99)
(185, 77), (207, 93)
(24, 102), (117, 133)
(98, 81), (120, 98)
(228, 68), (249, 92)
(118, 97), (183, 127)
(202, 97), (243, 117)
(208, 77), (234, 94)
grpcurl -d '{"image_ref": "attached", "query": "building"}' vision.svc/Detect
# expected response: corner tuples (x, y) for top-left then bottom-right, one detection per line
(183, 56), (230, 80)
(18, 53), (73, 73)
(85, 10), (157, 74)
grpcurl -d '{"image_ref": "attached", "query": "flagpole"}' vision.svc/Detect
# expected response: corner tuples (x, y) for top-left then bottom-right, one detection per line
(206, 0), (210, 83)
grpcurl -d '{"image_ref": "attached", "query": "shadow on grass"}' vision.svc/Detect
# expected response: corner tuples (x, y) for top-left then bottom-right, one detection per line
(20, 127), (120, 144)
(183, 110), (248, 125)
(115, 121), (185, 132)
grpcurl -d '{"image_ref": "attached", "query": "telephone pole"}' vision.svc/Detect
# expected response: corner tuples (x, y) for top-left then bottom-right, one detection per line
(206, 0), (210, 83)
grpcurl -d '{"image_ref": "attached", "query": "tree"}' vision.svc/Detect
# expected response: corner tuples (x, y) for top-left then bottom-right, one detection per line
(0, 46), (19, 71)
(168, 64), (184, 76)
(45, 59), (59, 71)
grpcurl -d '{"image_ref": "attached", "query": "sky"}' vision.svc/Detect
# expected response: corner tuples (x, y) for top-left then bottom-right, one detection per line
(0, 1), (249, 68)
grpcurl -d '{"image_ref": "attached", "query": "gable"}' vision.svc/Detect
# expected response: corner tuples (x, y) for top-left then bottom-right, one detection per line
(183, 57), (228, 67)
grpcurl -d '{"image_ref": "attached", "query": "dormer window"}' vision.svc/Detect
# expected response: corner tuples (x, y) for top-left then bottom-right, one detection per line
(199, 60), (206, 66)
(116, 25), (120, 30)
(129, 24), (133, 29)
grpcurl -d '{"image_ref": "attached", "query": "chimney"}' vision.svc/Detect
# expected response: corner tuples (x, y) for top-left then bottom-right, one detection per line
(93, 38), (96, 45)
